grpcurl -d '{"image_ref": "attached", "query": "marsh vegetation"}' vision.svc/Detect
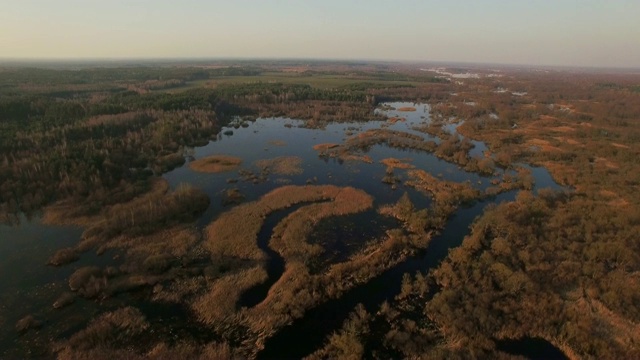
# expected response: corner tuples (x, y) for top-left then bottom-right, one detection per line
(1, 61), (639, 359)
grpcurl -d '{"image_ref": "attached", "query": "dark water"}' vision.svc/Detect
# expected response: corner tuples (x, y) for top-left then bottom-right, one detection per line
(0, 102), (564, 357)
(238, 203), (310, 308)
(498, 337), (568, 360)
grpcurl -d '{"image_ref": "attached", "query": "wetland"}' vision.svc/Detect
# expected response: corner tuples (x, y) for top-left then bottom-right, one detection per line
(1, 62), (639, 358)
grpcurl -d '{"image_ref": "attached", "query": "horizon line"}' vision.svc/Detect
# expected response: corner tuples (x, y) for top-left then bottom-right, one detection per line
(1, 56), (639, 72)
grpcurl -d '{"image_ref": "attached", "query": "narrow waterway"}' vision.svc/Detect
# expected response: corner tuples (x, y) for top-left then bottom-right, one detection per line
(258, 193), (517, 359)
(238, 203), (310, 308)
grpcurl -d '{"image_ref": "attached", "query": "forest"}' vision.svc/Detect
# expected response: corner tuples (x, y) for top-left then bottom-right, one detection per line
(1, 60), (639, 359)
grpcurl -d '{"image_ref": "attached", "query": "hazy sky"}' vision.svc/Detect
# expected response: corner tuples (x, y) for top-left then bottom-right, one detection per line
(1, 0), (638, 67)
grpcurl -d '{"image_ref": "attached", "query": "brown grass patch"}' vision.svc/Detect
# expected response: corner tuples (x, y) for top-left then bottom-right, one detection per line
(189, 155), (243, 173)
(42, 179), (169, 226)
(540, 161), (576, 187)
(193, 266), (268, 324)
(196, 185), (378, 339)
(595, 157), (619, 169)
(270, 187), (374, 261)
(612, 142), (630, 149)
(205, 185), (371, 262)
(601, 189), (630, 208)
(58, 307), (148, 353)
(549, 126), (575, 133)
(608, 198), (630, 208)
(553, 136), (580, 145)
(591, 299), (640, 349)
(48, 181), (208, 269)
(397, 107), (417, 112)
(102, 225), (198, 260)
(406, 169), (479, 205)
(380, 158), (415, 170)
(198, 180), (485, 354)
(525, 138), (564, 153)
(313, 143), (340, 151)
(255, 156), (304, 175)
(341, 154), (373, 164)
(387, 117), (406, 124)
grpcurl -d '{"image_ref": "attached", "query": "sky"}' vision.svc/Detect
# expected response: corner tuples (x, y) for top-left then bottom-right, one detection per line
(0, 0), (638, 68)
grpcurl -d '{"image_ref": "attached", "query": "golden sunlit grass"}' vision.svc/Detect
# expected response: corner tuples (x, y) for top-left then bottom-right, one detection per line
(193, 266), (268, 325)
(255, 156), (304, 175)
(312, 143), (340, 151)
(204, 185), (372, 262)
(102, 225), (198, 260)
(342, 154), (373, 164)
(189, 155), (243, 173)
(380, 158), (415, 170)
(196, 185), (377, 340)
(270, 187), (374, 261)
(406, 169), (479, 205)
(193, 186), (459, 354)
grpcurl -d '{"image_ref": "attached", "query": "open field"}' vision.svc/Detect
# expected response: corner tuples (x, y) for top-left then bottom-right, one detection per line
(162, 72), (426, 92)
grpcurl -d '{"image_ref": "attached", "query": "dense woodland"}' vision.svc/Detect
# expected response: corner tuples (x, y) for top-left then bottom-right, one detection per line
(1, 62), (640, 358)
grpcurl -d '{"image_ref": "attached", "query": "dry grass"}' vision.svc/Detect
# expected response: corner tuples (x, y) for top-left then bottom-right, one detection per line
(189, 155), (243, 173)
(151, 276), (207, 303)
(341, 154), (373, 164)
(42, 179), (170, 226)
(405, 169), (479, 205)
(525, 138), (564, 153)
(387, 117), (406, 124)
(196, 181), (477, 354)
(146, 341), (240, 360)
(193, 266), (268, 325)
(270, 187), (374, 261)
(595, 156), (619, 169)
(196, 185), (390, 348)
(611, 142), (630, 149)
(553, 136), (581, 146)
(380, 158), (415, 170)
(75, 183), (208, 252)
(102, 225), (198, 260)
(590, 299), (640, 350)
(397, 107), (417, 112)
(549, 126), (575, 133)
(313, 143), (340, 151)
(205, 185), (371, 261)
(255, 156), (304, 176)
(57, 307), (148, 354)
